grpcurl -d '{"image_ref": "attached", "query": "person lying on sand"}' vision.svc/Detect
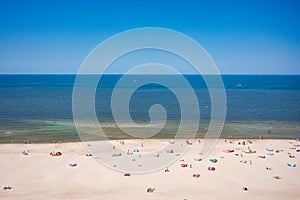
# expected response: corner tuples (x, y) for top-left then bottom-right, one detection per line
(3, 186), (12, 190)
(147, 188), (155, 193)
(242, 187), (248, 191)
(266, 167), (272, 170)
(273, 176), (281, 179)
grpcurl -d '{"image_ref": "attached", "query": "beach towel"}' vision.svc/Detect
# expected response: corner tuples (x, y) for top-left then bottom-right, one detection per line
(208, 166), (215, 171)
(194, 158), (202, 161)
(222, 149), (234, 153)
(244, 150), (256, 154)
(112, 153), (122, 157)
(287, 163), (296, 167)
(69, 163), (77, 167)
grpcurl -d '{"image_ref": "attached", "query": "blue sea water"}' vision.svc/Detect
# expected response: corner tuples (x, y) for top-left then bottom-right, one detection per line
(0, 74), (299, 142)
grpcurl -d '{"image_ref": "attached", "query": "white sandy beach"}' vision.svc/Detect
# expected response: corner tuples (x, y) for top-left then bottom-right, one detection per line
(0, 139), (299, 200)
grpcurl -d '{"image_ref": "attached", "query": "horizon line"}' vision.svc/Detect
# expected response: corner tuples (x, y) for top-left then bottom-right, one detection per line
(0, 73), (299, 75)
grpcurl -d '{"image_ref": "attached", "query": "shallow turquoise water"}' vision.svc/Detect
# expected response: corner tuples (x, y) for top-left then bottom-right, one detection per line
(0, 75), (299, 143)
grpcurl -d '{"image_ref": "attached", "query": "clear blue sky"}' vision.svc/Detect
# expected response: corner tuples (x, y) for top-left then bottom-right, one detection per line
(0, 0), (299, 74)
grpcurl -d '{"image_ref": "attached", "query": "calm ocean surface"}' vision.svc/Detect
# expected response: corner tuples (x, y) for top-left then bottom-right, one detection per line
(0, 75), (299, 142)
